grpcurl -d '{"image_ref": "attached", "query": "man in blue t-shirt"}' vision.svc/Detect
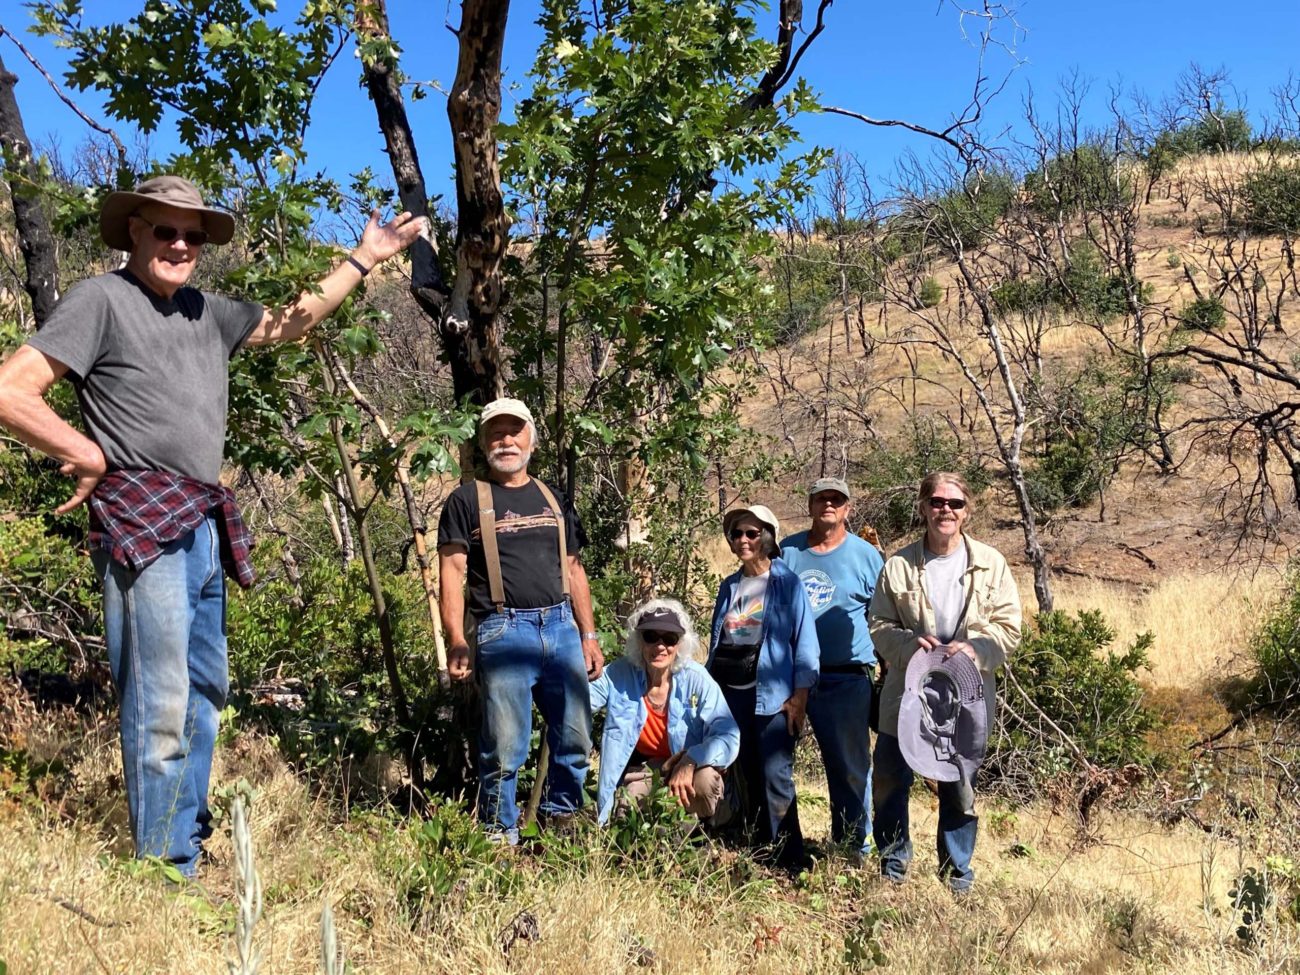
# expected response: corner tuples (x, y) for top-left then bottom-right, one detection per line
(781, 477), (884, 860)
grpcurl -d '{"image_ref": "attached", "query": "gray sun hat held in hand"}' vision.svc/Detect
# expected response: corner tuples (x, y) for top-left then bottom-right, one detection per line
(897, 647), (987, 784)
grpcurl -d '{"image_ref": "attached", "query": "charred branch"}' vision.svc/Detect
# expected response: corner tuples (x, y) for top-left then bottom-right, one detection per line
(0, 54), (58, 327)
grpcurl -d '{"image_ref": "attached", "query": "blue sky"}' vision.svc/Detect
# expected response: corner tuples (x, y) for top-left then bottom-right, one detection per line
(3, 0), (1298, 206)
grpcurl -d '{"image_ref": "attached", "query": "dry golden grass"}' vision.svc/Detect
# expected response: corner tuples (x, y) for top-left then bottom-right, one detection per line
(1051, 570), (1284, 690)
(3, 737), (1298, 975)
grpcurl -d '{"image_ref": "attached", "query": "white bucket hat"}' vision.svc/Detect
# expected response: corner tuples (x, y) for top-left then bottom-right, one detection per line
(722, 503), (781, 557)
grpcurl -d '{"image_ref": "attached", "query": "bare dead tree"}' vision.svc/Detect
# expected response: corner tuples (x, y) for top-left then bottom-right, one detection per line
(877, 156), (1060, 610)
(0, 53), (58, 327)
(823, 2), (1024, 171)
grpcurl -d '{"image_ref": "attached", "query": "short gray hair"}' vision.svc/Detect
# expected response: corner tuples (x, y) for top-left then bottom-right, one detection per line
(622, 597), (700, 674)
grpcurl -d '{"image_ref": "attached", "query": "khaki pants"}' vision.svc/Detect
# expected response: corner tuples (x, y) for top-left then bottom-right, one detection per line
(616, 755), (725, 820)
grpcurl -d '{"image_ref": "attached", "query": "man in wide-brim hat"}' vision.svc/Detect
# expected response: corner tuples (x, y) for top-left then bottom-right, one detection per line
(0, 173), (428, 876)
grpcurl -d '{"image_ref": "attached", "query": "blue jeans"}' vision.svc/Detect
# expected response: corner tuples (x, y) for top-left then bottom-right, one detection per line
(92, 516), (227, 877)
(807, 670), (873, 853)
(721, 683), (805, 868)
(872, 732), (978, 891)
(474, 601), (592, 837)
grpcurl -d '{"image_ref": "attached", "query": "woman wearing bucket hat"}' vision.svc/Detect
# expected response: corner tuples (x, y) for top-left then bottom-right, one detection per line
(868, 472), (1021, 894)
(588, 598), (739, 825)
(707, 504), (819, 870)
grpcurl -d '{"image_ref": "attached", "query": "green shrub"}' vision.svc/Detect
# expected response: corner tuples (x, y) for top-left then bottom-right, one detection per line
(991, 609), (1159, 785)
(1025, 144), (1131, 216)
(1026, 357), (1151, 516)
(1249, 565), (1300, 704)
(989, 245), (1140, 323)
(1063, 243), (1136, 320)
(0, 517), (101, 675)
(917, 276), (943, 308)
(1241, 162), (1300, 235)
(1025, 431), (1104, 515)
(1178, 295), (1227, 332)
(991, 277), (1053, 315)
(925, 169), (1019, 250)
(375, 803), (519, 923)
(1176, 110), (1253, 155)
(226, 549), (396, 688)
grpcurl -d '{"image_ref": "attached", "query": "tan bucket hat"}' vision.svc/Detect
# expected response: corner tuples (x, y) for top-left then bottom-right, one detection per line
(100, 175), (236, 251)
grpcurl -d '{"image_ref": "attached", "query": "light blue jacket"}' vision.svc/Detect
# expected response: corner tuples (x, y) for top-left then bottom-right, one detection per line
(589, 658), (740, 825)
(708, 557), (821, 715)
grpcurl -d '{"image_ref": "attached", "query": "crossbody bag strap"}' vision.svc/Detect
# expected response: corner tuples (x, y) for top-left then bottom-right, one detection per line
(476, 480), (506, 614)
(532, 479), (571, 599)
(953, 539), (978, 638)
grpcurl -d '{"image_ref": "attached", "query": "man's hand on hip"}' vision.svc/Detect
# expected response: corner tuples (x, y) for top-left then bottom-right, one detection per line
(55, 443), (107, 515)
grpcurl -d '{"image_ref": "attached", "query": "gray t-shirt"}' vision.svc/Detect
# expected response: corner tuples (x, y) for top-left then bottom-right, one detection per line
(924, 543), (969, 643)
(27, 269), (263, 484)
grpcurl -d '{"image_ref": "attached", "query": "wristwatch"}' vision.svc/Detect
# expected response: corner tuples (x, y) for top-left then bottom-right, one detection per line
(582, 631), (600, 641)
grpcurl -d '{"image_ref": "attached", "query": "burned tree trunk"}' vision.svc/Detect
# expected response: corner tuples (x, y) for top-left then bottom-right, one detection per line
(0, 56), (58, 328)
(444, 0), (512, 405)
(357, 0), (508, 408)
(355, 0), (447, 318)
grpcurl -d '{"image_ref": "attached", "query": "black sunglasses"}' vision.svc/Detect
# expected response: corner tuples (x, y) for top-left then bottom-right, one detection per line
(927, 497), (967, 511)
(728, 527), (762, 541)
(640, 630), (681, 646)
(136, 216), (209, 247)
(812, 494), (848, 507)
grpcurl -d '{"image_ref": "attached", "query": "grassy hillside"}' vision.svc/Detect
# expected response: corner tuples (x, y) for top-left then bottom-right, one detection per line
(5, 153), (1300, 973)
(3, 563), (1299, 973)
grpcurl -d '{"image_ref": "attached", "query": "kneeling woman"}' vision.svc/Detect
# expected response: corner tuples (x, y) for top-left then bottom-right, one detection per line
(590, 598), (740, 824)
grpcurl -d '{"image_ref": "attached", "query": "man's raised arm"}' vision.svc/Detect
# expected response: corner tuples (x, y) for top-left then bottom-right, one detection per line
(245, 209), (429, 347)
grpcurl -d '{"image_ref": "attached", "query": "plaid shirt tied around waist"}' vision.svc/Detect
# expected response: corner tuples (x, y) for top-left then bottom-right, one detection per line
(88, 469), (256, 589)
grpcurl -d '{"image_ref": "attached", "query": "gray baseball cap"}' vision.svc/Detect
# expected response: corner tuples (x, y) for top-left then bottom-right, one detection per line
(809, 477), (851, 499)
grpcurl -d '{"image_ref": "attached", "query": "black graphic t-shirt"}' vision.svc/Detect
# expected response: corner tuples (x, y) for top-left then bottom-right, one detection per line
(437, 478), (586, 618)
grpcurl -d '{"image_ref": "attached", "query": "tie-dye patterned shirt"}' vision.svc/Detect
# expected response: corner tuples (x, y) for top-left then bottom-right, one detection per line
(721, 571), (768, 647)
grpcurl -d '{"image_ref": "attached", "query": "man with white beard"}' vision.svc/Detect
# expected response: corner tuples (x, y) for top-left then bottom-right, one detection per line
(437, 398), (604, 843)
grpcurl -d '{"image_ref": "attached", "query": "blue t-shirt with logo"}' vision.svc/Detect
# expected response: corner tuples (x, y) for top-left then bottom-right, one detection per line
(779, 531), (884, 666)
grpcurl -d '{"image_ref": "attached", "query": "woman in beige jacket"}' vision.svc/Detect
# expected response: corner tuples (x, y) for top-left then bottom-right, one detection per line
(868, 472), (1021, 893)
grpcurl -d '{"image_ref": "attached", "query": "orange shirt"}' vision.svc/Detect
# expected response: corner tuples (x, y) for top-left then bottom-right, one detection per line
(635, 697), (671, 761)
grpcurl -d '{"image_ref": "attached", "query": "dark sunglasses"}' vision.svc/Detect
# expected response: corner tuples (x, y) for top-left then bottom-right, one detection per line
(812, 494), (848, 507)
(728, 528), (762, 541)
(639, 630), (681, 646)
(927, 497), (967, 511)
(136, 216), (209, 247)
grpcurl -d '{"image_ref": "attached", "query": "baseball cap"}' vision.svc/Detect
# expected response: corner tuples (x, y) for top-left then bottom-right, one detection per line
(635, 607), (686, 634)
(480, 397), (535, 428)
(809, 477), (851, 499)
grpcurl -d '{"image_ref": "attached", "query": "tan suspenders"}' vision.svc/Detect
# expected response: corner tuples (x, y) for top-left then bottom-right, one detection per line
(474, 478), (571, 615)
